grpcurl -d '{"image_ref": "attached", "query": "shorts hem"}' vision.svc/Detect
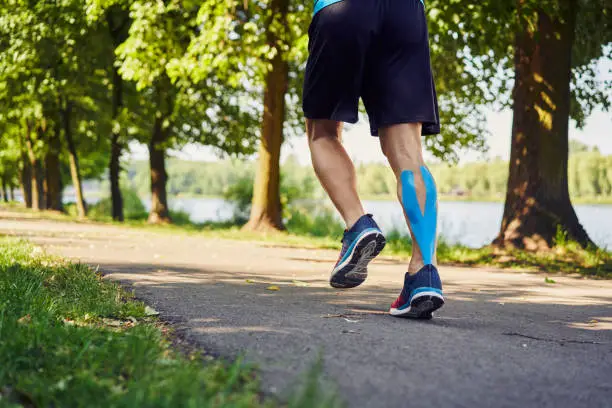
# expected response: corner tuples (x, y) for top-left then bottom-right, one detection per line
(303, 112), (359, 125)
(371, 117), (440, 136)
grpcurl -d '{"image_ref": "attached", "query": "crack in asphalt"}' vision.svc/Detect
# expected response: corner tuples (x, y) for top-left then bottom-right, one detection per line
(502, 332), (608, 346)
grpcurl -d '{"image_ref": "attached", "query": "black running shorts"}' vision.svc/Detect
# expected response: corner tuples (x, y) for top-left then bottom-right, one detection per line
(302, 0), (440, 136)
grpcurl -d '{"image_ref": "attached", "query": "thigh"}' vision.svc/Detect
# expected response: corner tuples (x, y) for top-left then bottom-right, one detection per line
(362, 0), (440, 136)
(303, 0), (376, 124)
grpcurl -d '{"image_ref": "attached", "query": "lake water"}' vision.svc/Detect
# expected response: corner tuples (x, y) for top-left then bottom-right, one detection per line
(145, 197), (612, 249)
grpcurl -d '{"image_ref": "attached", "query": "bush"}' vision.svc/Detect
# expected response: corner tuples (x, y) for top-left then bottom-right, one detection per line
(223, 176), (254, 224)
(71, 188), (148, 221)
(169, 209), (192, 226)
(99, 192), (147, 220)
(285, 205), (345, 238)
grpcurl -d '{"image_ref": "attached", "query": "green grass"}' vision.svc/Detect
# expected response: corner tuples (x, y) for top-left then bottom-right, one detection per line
(0, 238), (346, 407)
(0, 238), (268, 407)
(382, 228), (612, 278)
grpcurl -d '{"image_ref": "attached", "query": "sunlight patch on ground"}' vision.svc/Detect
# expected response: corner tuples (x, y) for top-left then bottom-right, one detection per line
(567, 317), (612, 331)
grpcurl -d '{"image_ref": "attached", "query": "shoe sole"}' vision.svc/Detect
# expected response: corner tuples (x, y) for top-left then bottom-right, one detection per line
(389, 292), (445, 319)
(330, 231), (386, 289)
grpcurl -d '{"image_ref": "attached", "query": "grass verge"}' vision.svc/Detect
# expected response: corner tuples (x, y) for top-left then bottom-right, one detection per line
(2, 203), (610, 278)
(0, 238), (269, 407)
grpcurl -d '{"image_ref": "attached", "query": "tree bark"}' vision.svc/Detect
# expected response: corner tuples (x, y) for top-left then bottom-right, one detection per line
(62, 101), (88, 218)
(45, 128), (63, 211)
(243, 0), (289, 232)
(495, 0), (593, 250)
(19, 139), (33, 208)
(9, 186), (15, 202)
(110, 66), (124, 221)
(1, 179), (7, 202)
(107, 10), (129, 222)
(148, 117), (171, 224)
(25, 123), (44, 210)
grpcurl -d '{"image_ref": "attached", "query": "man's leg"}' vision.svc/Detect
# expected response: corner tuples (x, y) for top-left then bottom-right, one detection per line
(379, 123), (437, 272)
(307, 119), (364, 229)
(307, 118), (386, 289)
(302, 1), (385, 289)
(380, 123), (444, 318)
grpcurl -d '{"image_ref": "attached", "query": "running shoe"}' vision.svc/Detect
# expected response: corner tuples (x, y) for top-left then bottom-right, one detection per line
(330, 214), (386, 289)
(389, 264), (444, 318)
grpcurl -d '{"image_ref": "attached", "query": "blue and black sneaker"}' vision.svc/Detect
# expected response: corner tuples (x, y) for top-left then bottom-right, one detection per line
(389, 264), (444, 319)
(330, 214), (386, 289)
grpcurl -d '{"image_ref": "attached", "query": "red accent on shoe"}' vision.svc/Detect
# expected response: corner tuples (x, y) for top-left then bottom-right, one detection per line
(391, 293), (407, 309)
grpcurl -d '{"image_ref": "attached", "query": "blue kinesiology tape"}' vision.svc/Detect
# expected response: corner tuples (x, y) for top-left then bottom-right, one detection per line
(400, 166), (437, 265)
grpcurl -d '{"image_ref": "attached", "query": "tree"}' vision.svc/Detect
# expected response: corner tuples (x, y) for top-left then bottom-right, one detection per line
(173, 0), (309, 231)
(116, 0), (262, 223)
(244, 0), (290, 231)
(105, 5), (131, 222)
(24, 124), (46, 210)
(495, 0), (611, 249)
(1, 0), (113, 216)
(62, 101), (88, 217)
(0, 133), (21, 204)
(114, 0), (194, 223)
(426, 0), (610, 249)
(44, 128), (63, 211)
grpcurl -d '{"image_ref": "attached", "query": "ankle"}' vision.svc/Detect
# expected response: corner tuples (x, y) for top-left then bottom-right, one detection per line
(345, 212), (366, 230)
(407, 258), (437, 274)
(407, 260), (424, 274)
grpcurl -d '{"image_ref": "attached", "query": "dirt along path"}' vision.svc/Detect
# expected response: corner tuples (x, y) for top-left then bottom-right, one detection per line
(2, 210), (611, 408)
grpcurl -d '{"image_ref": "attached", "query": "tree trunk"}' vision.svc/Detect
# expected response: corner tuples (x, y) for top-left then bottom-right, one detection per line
(243, 0), (289, 232)
(148, 117), (171, 224)
(19, 143), (33, 208)
(1, 179), (7, 202)
(62, 102), (87, 217)
(495, 0), (593, 250)
(45, 128), (63, 211)
(110, 66), (124, 222)
(107, 9), (129, 221)
(9, 186), (15, 201)
(25, 123), (44, 211)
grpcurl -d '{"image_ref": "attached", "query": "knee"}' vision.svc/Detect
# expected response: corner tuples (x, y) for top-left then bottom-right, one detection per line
(381, 140), (424, 170)
(306, 119), (342, 144)
(380, 125), (425, 169)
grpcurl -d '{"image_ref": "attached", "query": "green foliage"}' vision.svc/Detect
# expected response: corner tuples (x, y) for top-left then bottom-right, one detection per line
(223, 175), (257, 223)
(0, 238), (270, 406)
(427, 0), (611, 131)
(285, 206), (345, 238)
(0, 0), (115, 196)
(88, 188), (148, 220)
(168, 209), (193, 226)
